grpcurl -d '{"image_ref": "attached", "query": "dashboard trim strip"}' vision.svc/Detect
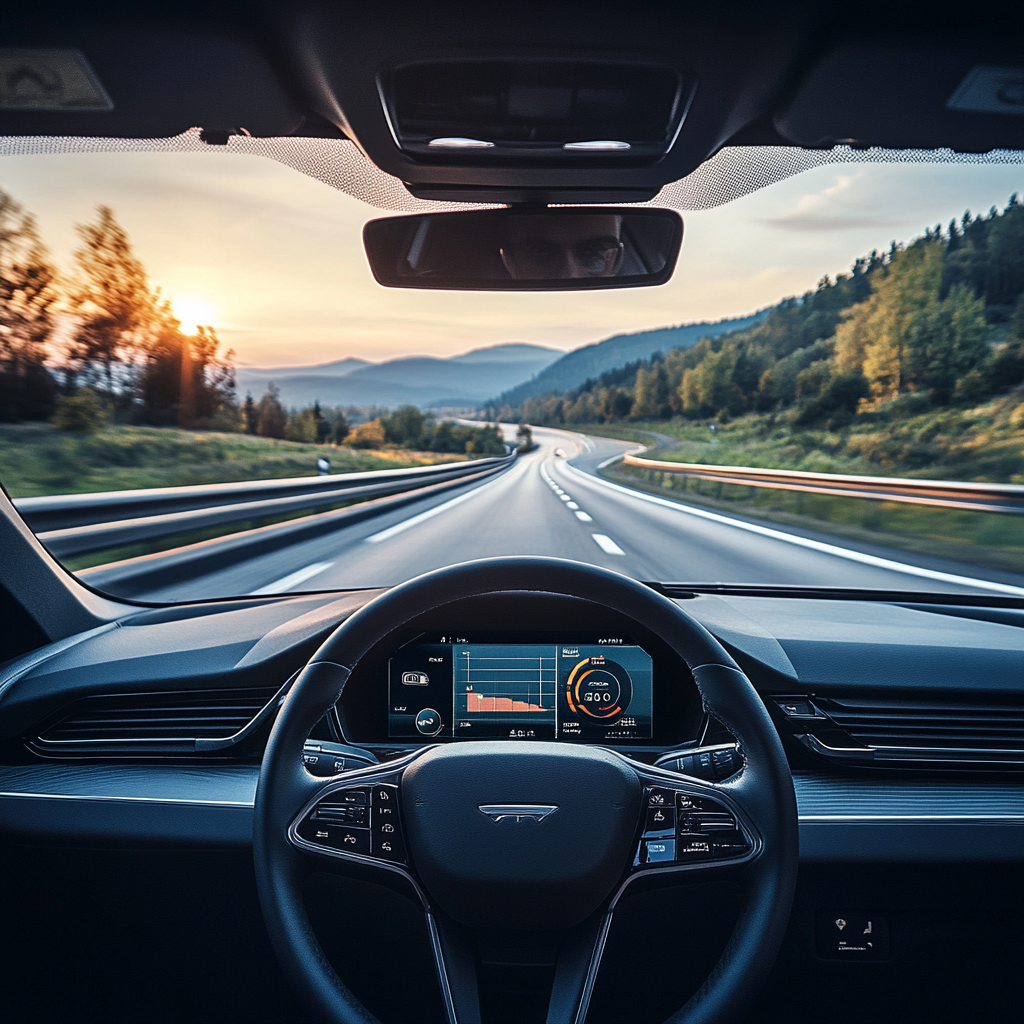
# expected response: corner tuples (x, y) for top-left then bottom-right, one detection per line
(4, 789), (1021, 824)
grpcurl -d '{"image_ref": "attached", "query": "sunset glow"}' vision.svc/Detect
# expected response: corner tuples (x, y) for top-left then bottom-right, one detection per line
(0, 150), (1019, 368)
(170, 298), (216, 335)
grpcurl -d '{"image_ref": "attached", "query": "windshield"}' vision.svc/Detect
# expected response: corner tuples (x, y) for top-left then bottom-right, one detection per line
(1, 145), (1022, 602)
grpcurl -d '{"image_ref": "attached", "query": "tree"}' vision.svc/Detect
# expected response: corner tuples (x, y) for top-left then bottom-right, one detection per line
(136, 308), (236, 427)
(312, 400), (332, 444)
(243, 393), (258, 434)
(255, 384), (287, 438)
(0, 190), (59, 421)
(348, 418), (386, 448)
(330, 410), (350, 444)
(380, 404), (426, 447)
(285, 406), (318, 442)
(66, 206), (154, 401)
(905, 284), (987, 400)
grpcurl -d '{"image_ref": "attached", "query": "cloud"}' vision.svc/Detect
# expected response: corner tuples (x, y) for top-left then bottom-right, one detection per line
(764, 213), (891, 232)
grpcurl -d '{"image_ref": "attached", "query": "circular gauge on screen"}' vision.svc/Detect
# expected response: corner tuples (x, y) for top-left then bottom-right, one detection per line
(565, 657), (633, 726)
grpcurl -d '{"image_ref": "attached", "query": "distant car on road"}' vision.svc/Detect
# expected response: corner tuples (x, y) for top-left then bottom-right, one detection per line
(554, 447), (566, 457)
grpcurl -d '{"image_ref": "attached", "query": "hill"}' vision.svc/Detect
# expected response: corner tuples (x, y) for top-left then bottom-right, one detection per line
(491, 311), (771, 408)
(235, 343), (561, 409)
(492, 195), (1024, 481)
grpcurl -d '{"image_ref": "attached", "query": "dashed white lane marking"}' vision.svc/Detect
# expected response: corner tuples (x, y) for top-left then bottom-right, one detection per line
(567, 461), (1024, 596)
(252, 561), (334, 595)
(366, 475), (503, 543)
(575, 511), (593, 522)
(566, 501), (579, 509)
(559, 494), (571, 501)
(592, 533), (626, 555)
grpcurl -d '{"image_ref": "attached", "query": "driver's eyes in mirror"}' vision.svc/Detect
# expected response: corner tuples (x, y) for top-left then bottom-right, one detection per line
(502, 237), (625, 278)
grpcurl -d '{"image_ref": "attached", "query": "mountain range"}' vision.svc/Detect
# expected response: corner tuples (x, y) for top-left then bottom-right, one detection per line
(235, 310), (773, 411)
(235, 344), (561, 409)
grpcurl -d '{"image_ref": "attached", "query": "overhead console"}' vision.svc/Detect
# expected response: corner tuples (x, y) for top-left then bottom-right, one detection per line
(382, 60), (690, 168)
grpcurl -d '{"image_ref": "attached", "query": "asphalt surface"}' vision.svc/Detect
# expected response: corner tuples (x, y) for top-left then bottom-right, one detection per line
(140, 426), (1024, 602)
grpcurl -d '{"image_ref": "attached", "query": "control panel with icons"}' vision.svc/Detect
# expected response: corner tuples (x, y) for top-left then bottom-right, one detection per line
(294, 784), (406, 862)
(633, 787), (752, 868)
(387, 633), (653, 742)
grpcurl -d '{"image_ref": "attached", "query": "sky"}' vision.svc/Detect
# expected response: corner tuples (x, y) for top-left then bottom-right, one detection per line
(0, 148), (1021, 367)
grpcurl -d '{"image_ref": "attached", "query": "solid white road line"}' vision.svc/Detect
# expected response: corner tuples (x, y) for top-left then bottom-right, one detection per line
(568, 462), (1024, 596)
(575, 511), (594, 522)
(592, 533), (626, 555)
(252, 561), (334, 595)
(365, 475), (502, 543)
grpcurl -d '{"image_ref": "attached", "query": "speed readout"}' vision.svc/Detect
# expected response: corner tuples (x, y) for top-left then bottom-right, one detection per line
(556, 643), (652, 741)
(564, 656), (633, 724)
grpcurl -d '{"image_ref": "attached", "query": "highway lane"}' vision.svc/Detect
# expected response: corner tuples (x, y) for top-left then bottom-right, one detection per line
(140, 426), (1024, 602)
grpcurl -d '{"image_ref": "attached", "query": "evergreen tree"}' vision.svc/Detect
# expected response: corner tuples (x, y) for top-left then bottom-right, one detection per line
(243, 392), (258, 434)
(256, 383), (287, 438)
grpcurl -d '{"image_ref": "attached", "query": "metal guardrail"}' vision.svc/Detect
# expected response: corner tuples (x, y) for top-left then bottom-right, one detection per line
(15, 456), (511, 531)
(17, 456), (514, 559)
(621, 454), (1024, 514)
(76, 460), (514, 598)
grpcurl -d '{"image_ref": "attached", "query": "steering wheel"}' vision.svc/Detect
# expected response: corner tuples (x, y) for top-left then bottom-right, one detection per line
(253, 557), (798, 1024)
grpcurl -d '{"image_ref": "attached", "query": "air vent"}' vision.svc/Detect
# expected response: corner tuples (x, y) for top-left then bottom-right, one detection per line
(775, 695), (1024, 771)
(30, 687), (279, 758)
(384, 60), (688, 166)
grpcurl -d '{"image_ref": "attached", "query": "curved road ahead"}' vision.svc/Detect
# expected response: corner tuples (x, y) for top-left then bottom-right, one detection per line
(141, 427), (1024, 602)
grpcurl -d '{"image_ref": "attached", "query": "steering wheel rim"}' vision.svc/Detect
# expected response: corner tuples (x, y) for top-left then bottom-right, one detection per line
(253, 557), (798, 1024)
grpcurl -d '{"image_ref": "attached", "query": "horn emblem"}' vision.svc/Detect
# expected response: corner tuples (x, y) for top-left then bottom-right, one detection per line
(478, 803), (558, 823)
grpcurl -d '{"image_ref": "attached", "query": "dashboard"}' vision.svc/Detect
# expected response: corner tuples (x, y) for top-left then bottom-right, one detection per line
(387, 633), (654, 742)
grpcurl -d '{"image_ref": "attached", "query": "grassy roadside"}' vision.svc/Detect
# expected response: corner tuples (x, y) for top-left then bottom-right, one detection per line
(601, 463), (1024, 576)
(610, 392), (1024, 482)
(566, 401), (1024, 576)
(0, 423), (465, 498)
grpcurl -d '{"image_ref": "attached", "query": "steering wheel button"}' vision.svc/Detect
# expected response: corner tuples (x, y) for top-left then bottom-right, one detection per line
(676, 792), (706, 811)
(372, 784), (399, 808)
(338, 789), (369, 805)
(676, 834), (713, 859)
(643, 839), (676, 864)
(373, 830), (407, 861)
(712, 832), (750, 857)
(645, 806), (676, 832)
(646, 787), (674, 808)
(315, 804), (369, 826)
(297, 820), (371, 855)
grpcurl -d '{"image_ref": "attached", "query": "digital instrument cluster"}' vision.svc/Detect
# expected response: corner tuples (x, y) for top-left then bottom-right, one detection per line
(387, 633), (654, 742)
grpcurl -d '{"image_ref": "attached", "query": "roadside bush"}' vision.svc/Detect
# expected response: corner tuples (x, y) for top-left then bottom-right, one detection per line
(51, 389), (107, 433)
(348, 419), (386, 448)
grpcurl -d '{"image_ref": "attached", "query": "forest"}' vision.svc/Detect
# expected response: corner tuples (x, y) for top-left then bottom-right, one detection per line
(488, 195), (1024, 479)
(0, 188), (504, 458)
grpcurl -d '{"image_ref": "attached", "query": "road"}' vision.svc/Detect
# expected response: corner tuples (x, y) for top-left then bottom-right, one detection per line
(139, 427), (1024, 602)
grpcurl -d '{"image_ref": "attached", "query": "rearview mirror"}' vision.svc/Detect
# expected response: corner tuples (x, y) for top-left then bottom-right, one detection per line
(363, 207), (682, 290)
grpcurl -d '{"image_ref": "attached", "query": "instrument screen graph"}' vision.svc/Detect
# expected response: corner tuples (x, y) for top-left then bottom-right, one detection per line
(455, 646), (556, 731)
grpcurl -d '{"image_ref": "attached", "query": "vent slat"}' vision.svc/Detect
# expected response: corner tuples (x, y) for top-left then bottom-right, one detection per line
(35, 688), (278, 751)
(820, 699), (1024, 765)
